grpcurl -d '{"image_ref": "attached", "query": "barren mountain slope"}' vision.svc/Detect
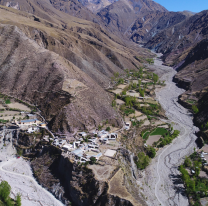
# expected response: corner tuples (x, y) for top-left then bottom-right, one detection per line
(78, 0), (116, 13)
(144, 10), (208, 66)
(97, 0), (167, 37)
(48, 0), (104, 23)
(0, 5), (151, 134)
(129, 11), (188, 43)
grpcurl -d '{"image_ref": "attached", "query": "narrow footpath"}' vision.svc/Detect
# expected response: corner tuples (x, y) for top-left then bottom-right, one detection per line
(137, 55), (199, 206)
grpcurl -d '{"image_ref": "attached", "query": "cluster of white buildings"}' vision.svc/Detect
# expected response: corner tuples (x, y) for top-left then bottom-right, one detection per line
(50, 130), (118, 163)
(14, 114), (47, 134)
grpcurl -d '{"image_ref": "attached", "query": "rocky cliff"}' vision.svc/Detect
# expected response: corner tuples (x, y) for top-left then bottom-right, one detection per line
(130, 11), (188, 43)
(31, 145), (135, 206)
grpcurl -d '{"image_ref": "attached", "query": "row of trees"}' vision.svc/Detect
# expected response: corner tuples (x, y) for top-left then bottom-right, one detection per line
(157, 130), (180, 147)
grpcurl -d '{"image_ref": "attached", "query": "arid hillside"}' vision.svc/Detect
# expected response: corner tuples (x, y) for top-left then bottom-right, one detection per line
(0, 4), (151, 134)
(129, 11), (188, 43)
(144, 10), (208, 66)
(97, 0), (167, 37)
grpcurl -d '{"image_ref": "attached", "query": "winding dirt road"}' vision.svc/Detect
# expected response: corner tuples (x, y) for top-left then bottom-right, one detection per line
(0, 139), (64, 206)
(138, 55), (199, 206)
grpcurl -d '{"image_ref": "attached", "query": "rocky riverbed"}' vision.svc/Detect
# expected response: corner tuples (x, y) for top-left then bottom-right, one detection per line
(137, 54), (199, 206)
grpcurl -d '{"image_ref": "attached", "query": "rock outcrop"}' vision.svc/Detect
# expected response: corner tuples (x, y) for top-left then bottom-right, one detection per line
(31, 145), (135, 206)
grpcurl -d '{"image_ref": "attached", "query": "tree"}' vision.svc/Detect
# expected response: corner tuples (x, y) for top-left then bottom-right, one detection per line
(153, 73), (159, 83)
(0, 181), (11, 202)
(106, 127), (110, 132)
(122, 91), (126, 95)
(184, 156), (192, 167)
(117, 78), (124, 84)
(146, 58), (154, 65)
(16, 194), (21, 206)
(146, 146), (156, 158)
(135, 152), (150, 170)
(90, 157), (97, 164)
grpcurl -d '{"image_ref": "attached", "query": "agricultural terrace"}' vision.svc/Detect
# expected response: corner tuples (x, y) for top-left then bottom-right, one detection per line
(109, 68), (180, 170)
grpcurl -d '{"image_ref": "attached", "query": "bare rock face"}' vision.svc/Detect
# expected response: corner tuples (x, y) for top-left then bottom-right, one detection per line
(78, 0), (116, 13)
(129, 11), (187, 43)
(49, 0), (103, 23)
(97, 0), (167, 37)
(144, 10), (208, 65)
(31, 145), (134, 206)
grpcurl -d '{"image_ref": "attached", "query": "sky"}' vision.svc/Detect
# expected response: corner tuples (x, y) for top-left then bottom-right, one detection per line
(153, 0), (208, 13)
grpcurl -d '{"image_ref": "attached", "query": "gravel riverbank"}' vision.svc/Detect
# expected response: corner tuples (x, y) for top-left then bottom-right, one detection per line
(137, 54), (199, 206)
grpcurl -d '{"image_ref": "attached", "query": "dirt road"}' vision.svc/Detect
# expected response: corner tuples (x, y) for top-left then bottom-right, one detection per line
(0, 138), (64, 206)
(137, 55), (199, 206)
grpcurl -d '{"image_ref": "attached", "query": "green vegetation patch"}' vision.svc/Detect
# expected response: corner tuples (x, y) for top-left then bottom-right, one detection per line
(135, 152), (150, 170)
(0, 181), (21, 206)
(0, 119), (9, 123)
(5, 99), (11, 104)
(124, 108), (135, 116)
(143, 131), (150, 140)
(150, 128), (168, 136)
(179, 152), (208, 206)
(186, 99), (196, 104)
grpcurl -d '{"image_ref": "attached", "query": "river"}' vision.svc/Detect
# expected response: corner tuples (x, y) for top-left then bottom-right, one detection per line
(137, 54), (199, 206)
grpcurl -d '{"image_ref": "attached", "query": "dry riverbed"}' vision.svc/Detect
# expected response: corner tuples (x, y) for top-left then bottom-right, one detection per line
(136, 54), (199, 206)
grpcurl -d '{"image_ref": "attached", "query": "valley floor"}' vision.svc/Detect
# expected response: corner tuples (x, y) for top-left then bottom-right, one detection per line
(137, 55), (199, 206)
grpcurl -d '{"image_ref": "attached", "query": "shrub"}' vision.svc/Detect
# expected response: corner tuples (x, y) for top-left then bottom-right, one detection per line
(106, 127), (110, 132)
(146, 146), (156, 158)
(117, 78), (124, 84)
(135, 152), (150, 170)
(192, 105), (199, 114)
(90, 157), (97, 164)
(112, 100), (116, 107)
(146, 58), (154, 65)
(184, 156), (192, 167)
(16, 194), (21, 206)
(5, 99), (11, 104)
(153, 73), (159, 83)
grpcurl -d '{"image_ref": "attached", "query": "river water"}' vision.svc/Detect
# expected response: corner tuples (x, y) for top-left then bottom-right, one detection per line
(137, 55), (199, 206)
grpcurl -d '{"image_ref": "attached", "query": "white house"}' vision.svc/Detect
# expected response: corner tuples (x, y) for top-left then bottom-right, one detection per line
(62, 144), (73, 151)
(98, 130), (109, 139)
(78, 132), (87, 138)
(27, 127), (39, 133)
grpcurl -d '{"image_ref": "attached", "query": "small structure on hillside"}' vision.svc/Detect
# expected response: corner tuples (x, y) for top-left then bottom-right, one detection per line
(107, 133), (118, 140)
(27, 126), (39, 133)
(104, 149), (117, 158)
(17, 119), (41, 126)
(78, 132), (87, 138)
(39, 123), (46, 127)
(98, 130), (109, 139)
